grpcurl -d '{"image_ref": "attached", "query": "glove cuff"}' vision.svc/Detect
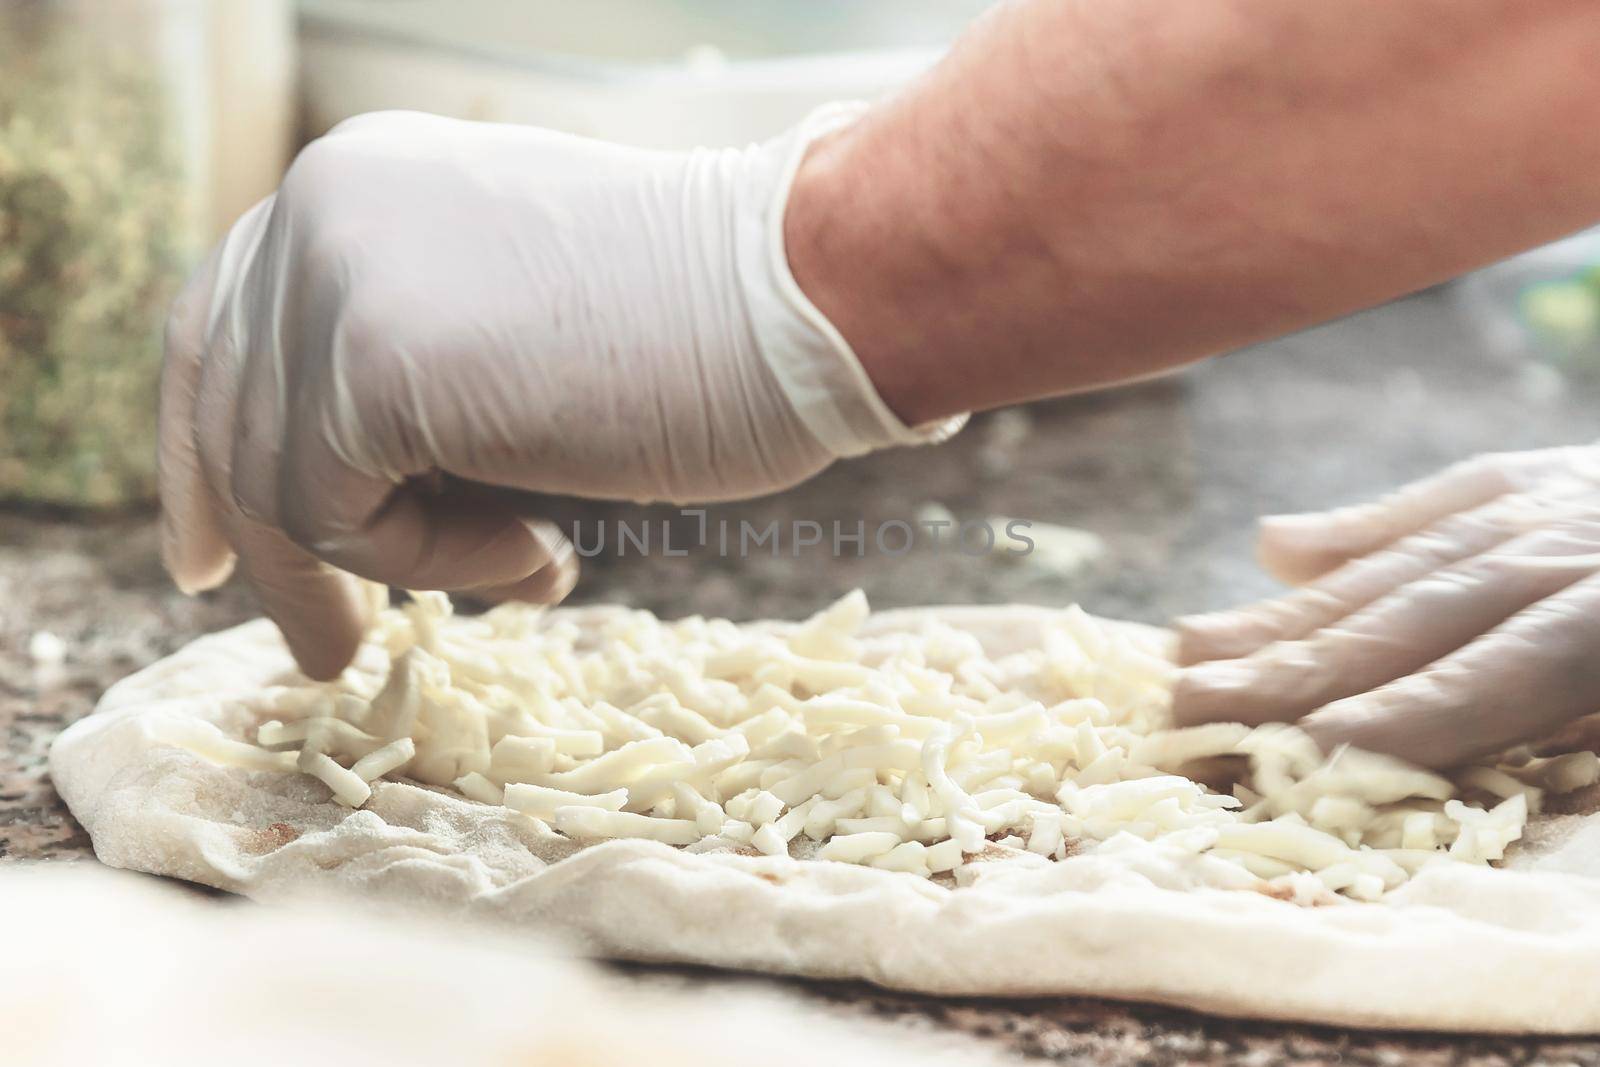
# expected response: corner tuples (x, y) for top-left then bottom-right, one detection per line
(739, 102), (968, 460)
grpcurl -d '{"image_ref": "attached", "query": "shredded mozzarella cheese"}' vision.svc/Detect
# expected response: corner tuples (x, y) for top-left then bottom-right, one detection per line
(200, 590), (1595, 901)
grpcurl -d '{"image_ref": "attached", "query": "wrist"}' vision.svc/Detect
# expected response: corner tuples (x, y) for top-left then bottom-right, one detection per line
(784, 115), (962, 428)
(741, 104), (966, 459)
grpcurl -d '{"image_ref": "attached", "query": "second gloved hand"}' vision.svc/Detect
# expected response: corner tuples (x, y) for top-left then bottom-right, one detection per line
(1173, 445), (1600, 767)
(160, 108), (962, 679)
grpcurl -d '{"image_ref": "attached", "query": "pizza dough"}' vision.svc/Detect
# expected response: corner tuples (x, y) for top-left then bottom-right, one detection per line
(50, 595), (1600, 1033)
(4, 864), (1009, 1067)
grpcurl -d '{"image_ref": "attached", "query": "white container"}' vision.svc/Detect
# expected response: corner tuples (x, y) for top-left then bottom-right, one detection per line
(298, 0), (992, 147)
(0, 0), (292, 505)
(199, 1), (297, 238)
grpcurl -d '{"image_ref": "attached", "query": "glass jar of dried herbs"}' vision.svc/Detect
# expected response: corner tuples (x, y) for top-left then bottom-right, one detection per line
(1, 0), (200, 507)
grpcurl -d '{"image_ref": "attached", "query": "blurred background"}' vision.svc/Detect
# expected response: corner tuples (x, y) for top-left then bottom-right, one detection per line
(0, 0), (986, 508)
(3, 11), (1600, 1061)
(2, 0), (1599, 629)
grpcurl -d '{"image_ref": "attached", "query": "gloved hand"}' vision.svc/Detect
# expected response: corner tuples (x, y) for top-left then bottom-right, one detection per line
(1172, 445), (1600, 767)
(159, 108), (963, 680)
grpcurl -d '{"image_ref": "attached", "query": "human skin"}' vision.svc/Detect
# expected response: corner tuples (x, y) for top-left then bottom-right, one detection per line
(784, 1), (1600, 763)
(161, 0), (1600, 735)
(787, 0), (1600, 425)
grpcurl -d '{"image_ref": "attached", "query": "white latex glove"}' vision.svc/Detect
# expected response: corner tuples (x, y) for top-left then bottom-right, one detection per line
(1172, 445), (1600, 767)
(159, 108), (963, 679)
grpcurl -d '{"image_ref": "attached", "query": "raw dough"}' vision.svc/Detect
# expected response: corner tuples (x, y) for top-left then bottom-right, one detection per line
(50, 599), (1600, 1033)
(3, 864), (1009, 1067)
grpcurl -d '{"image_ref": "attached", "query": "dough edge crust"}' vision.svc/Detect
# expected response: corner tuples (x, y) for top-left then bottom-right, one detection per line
(48, 605), (1600, 1034)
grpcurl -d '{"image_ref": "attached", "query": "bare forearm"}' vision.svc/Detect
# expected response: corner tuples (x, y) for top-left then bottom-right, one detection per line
(787, 0), (1600, 424)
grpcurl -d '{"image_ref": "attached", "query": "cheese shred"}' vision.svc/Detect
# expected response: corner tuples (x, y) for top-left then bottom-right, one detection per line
(202, 590), (1592, 901)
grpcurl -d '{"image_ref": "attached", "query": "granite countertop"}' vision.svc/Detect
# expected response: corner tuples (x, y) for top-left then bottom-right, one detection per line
(5, 287), (1600, 1063)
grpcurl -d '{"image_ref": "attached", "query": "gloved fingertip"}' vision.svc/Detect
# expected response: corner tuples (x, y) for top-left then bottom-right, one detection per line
(1257, 512), (1351, 585)
(280, 610), (365, 682)
(385, 509), (572, 594)
(1169, 661), (1246, 728)
(473, 552), (579, 606)
(542, 550), (580, 604)
(161, 518), (236, 595)
(1174, 611), (1245, 666)
(1300, 693), (1467, 769)
(522, 518), (574, 566)
(248, 563), (373, 682)
(290, 643), (358, 682)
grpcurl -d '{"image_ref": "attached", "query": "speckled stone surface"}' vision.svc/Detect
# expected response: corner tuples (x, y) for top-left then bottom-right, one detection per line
(5, 287), (1600, 1062)
(0, 516), (257, 862)
(618, 965), (1600, 1066)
